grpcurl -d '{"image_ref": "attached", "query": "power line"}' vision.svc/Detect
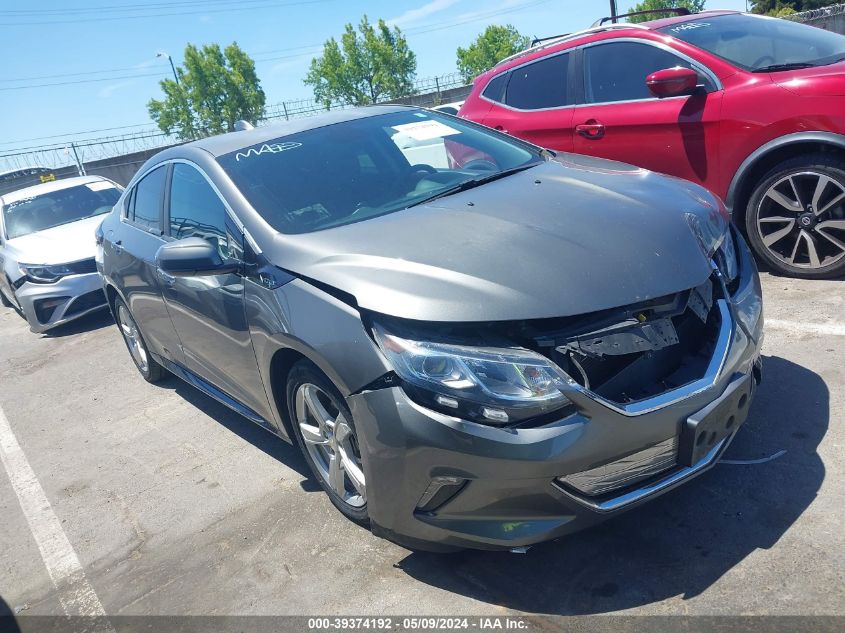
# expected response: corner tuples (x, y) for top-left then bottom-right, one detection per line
(0, 0), (293, 15)
(408, 0), (553, 35)
(0, 0), (333, 26)
(0, 71), (166, 91)
(0, 64), (170, 83)
(0, 123), (157, 147)
(1, 0), (550, 85)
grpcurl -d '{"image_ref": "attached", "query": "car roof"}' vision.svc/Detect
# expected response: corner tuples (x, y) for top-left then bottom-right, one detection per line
(0, 175), (115, 206)
(487, 10), (741, 74)
(176, 104), (415, 158)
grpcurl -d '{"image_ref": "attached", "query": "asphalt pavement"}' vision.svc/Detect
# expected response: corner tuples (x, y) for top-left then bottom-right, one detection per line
(0, 273), (842, 618)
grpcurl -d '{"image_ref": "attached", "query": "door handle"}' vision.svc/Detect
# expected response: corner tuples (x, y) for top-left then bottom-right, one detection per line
(494, 125), (509, 134)
(576, 121), (605, 140)
(113, 239), (123, 254)
(156, 267), (175, 287)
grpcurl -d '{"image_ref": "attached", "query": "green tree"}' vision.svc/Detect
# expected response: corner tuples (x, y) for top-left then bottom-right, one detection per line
(626, 0), (705, 22)
(304, 16), (417, 107)
(148, 42), (266, 140)
(750, 1), (829, 15)
(456, 24), (530, 83)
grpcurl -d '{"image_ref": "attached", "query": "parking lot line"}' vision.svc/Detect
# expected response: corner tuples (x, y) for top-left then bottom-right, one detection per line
(766, 319), (845, 337)
(0, 403), (111, 622)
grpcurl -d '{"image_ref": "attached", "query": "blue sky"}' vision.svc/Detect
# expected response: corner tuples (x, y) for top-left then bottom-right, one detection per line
(1, 0), (747, 150)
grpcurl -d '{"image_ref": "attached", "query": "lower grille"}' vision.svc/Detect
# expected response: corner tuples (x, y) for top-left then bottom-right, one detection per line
(66, 289), (107, 316)
(34, 297), (69, 324)
(557, 437), (678, 497)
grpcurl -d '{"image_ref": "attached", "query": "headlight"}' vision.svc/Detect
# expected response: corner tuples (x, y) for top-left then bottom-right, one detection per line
(713, 227), (739, 284)
(372, 322), (572, 425)
(18, 263), (74, 284)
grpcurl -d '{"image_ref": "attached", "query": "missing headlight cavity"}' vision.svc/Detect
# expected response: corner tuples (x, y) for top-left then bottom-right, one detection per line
(541, 277), (721, 404)
(555, 278), (712, 360)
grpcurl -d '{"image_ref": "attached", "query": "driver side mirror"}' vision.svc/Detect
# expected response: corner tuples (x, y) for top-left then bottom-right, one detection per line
(156, 237), (239, 277)
(646, 67), (699, 99)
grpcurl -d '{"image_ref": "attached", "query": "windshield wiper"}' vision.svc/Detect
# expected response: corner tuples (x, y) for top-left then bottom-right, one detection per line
(752, 62), (816, 73)
(406, 162), (541, 208)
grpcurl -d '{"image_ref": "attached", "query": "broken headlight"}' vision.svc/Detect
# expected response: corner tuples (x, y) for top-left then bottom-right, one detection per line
(18, 263), (75, 284)
(713, 227), (739, 284)
(372, 322), (572, 425)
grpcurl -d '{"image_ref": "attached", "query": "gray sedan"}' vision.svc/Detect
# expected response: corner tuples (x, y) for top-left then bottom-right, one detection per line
(98, 105), (764, 551)
(0, 176), (120, 332)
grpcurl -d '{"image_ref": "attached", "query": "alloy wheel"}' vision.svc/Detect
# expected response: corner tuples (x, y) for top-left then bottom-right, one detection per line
(756, 171), (845, 270)
(117, 304), (149, 373)
(295, 383), (366, 508)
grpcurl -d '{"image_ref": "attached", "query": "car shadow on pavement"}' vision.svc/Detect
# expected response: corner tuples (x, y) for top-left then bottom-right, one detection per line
(41, 309), (114, 338)
(159, 375), (314, 482)
(0, 594), (20, 633)
(396, 355), (828, 615)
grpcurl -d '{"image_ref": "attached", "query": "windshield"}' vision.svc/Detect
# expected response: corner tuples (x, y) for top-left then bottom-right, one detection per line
(2, 182), (121, 239)
(660, 13), (845, 71)
(218, 110), (542, 234)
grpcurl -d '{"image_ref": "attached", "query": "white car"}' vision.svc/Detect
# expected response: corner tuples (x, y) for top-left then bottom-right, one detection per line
(430, 100), (465, 115)
(0, 175), (122, 333)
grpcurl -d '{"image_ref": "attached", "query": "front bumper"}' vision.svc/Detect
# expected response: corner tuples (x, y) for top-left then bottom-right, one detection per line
(348, 261), (764, 551)
(15, 272), (108, 333)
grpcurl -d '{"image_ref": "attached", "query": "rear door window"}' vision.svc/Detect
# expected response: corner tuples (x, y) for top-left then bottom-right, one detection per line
(505, 53), (571, 110)
(482, 73), (509, 103)
(129, 166), (166, 233)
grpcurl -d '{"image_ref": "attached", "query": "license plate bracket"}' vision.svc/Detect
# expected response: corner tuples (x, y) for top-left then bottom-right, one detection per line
(678, 373), (754, 467)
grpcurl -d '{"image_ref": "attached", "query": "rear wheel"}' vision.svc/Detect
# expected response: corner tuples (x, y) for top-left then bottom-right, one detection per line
(286, 360), (368, 524)
(114, 298), (166, 383)
(745, 154), (845, 279)
(0, 286), (11, 308)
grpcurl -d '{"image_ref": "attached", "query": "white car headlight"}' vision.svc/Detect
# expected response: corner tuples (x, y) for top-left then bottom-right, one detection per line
(373, 322), (573, 425)
(18, 263), (75, 284)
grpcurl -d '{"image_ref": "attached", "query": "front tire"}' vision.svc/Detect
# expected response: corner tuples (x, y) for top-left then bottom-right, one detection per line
(114, 298), (166, 383)
(745, 154), (845, 279)
(286, 360), (369, 524)
(0, 286), (11, 308)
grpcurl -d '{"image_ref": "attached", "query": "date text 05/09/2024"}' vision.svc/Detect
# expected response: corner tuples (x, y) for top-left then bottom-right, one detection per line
(307, 617), (530, 630)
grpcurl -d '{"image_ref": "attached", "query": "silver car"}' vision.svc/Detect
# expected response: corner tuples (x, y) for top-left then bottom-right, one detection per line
(99, 106), (764, 551)
(0, 175), (121, 333)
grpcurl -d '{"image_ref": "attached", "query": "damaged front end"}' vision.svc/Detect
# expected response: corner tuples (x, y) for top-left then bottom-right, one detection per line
(369, 269), (732, 429)
(529, 275), (728, 414)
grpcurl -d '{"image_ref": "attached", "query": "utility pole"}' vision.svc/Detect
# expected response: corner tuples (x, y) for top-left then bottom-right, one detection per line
(156, 51), (194, 139)
(69, 143), (86, 176)
(609, 0), (618, 23)
(157, 51), (180, 86)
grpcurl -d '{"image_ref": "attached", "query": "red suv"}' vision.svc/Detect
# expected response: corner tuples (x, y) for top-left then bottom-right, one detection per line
(460, 10), (845, 279)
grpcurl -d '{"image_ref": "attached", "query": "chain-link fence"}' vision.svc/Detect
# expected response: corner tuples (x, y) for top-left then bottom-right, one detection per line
(0, 72), (470, 183)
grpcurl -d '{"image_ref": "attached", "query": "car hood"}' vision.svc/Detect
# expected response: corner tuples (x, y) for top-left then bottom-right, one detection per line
(774, 60), (845, 96)
(270, 155), (727, 322)
(5, 214), (104, 265)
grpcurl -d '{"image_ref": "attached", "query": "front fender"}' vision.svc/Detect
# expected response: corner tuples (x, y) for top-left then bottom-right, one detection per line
(247, 277), (393, 434)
